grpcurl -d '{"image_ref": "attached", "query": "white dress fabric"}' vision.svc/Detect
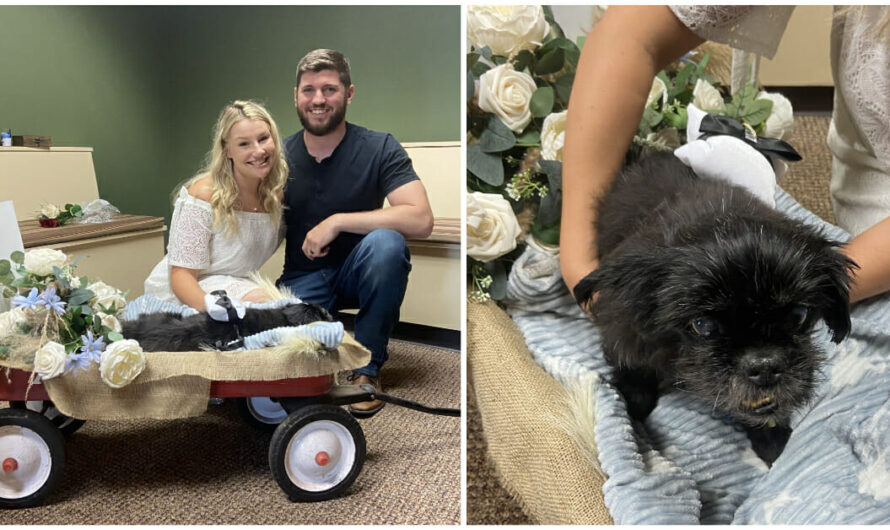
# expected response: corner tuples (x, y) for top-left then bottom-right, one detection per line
(670, 5), (890, 236)
(143, 187), (283, 303)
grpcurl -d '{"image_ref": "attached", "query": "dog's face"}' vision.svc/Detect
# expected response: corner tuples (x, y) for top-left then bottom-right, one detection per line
(282, 302), (334, 325)
(575, 220), (855, 426)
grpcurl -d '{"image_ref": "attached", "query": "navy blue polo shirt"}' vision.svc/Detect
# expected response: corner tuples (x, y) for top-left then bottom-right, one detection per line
(280, 122), (420, 278)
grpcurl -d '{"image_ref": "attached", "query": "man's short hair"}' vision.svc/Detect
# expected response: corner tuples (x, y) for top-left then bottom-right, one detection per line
(296, 49), (351, 89)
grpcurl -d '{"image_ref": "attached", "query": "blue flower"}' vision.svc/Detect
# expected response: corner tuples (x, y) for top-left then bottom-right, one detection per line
(12, 287), (40, 310)
(79, 330), (106, 362)
(65, 351), (93, 375)
(37, 286), (67, 316)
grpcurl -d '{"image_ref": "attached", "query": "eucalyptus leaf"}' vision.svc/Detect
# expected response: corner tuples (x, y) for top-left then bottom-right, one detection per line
(576, 35), (586, 50)
(67, 288), (95, 307)
(554, 72), (575, 105)
(531, 220), (560, 246)
(530, 86), (555, 117)
(512, 50), (534, 72)
(0, 260), (9, 275)
(478, 116), (516, 153)
(466, 69), (476, 102)
(642, 107), (663, 128)
(10, 251), (23, 264)
(538, 191), (561, 226)
(53, 266), (71, 290)
(467, 144), (505, 186)
(742, 99), (773, 127)
(493, 55), (507, 66)
(515, 129), (541, 147)
(470, 60), (491, 79)
(479, 46), (492, 59)
(535, 48), (565, 76)
(107, 331), (124, 342)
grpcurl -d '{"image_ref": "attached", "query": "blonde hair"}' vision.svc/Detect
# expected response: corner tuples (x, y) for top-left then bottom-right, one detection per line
(180, 100), (288, 237)
(834, 6), (890, 41)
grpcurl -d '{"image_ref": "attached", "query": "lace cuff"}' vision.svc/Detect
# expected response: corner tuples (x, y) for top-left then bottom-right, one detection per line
(669, 5), (795, 59)
(167, 189), (213, 270)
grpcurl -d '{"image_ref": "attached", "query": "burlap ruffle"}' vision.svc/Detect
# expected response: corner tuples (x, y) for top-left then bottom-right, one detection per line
(5, 331), (370, 421)
(467, 300), (612, 524)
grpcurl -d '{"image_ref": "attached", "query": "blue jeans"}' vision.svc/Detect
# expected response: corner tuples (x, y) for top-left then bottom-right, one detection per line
(277, 229), (411, 377)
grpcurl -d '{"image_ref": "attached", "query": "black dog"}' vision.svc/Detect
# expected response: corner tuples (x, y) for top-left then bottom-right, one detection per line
(121, 302), (333, 352)
(573, 152), (855, 463)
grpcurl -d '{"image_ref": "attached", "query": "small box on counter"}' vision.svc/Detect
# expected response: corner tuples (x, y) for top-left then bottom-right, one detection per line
(12, 135), (52, 148)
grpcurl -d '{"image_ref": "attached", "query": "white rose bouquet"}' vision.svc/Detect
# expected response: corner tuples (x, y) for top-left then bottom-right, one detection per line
(36, 202), (83, 227)
(0, 249), (140, 387)
(466, 7), (796, 302)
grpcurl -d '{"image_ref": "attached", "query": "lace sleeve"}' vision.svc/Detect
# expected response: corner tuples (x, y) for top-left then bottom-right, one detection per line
(669, 5), (795, 59)
(167, 193), (213, 270)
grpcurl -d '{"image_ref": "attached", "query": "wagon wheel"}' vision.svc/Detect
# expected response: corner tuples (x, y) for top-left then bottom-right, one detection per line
(0, 408), (65, 509)
(269, 404), (366, 502)
(236, 397), (287, 433)
(9, 400), (86, 437)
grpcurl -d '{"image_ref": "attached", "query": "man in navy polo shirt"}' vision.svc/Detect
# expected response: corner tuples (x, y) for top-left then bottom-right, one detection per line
(278, 49), (434, 417)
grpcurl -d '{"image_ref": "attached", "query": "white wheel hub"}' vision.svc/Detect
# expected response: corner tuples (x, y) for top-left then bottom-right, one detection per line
(0, 425), (52, 500)
(284, 420), (356, 492)
(247, 397), (287, 424)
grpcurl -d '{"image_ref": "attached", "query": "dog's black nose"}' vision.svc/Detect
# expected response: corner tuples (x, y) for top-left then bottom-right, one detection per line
(741, 356), (783, 387)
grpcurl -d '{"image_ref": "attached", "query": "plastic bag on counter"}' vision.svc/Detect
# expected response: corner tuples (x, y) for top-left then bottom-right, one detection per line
(71, 199), (121, 224)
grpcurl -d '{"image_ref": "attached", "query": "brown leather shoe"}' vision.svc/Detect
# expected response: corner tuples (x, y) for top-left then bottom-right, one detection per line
(346, 372), (385, 417)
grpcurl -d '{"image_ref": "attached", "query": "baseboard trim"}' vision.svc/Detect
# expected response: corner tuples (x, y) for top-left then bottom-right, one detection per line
(763, 86), (833, 114)
(335, 312), (460, 351)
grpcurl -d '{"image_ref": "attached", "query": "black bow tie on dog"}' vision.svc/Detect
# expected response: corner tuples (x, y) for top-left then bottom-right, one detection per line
(698, 114), (802, 163)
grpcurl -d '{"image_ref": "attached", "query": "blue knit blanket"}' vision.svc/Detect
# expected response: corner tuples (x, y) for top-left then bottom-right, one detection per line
(504, 189), (890, 524)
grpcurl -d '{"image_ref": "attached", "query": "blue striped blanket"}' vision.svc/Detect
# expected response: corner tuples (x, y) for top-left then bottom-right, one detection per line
(504, 189), (890, 524)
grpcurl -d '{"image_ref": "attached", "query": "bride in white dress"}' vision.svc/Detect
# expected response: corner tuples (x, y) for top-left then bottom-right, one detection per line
(144, 100), (288, 311)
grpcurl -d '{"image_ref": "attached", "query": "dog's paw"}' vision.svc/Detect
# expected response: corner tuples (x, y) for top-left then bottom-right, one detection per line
(612, 367), (660, 421)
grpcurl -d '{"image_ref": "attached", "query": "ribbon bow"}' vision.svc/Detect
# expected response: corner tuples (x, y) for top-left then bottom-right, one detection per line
(698, 114), (802, 162)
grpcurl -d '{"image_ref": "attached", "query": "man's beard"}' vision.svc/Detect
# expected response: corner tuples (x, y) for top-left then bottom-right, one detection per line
(298, 103), (347, 136)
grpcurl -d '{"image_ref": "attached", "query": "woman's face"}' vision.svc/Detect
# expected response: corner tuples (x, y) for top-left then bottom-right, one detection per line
(226, 118), (275, 181)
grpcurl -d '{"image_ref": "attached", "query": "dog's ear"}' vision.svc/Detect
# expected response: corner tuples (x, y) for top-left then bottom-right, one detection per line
(573, 246), (678, 329)
(816, 246), (857, 343)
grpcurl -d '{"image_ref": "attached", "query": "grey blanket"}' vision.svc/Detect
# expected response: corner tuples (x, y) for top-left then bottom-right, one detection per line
(504, 189), (890, 524)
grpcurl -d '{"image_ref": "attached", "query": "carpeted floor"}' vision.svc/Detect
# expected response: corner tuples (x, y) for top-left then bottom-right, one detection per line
(465, 114), (834, 525)
(2, 339), (460, 525)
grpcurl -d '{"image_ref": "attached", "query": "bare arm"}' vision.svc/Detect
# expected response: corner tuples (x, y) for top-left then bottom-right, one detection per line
(560, 6), (703, 295)
(170, 265), (207, 311)
(302, 180), (434, 259)
(841, 216), (890, 303)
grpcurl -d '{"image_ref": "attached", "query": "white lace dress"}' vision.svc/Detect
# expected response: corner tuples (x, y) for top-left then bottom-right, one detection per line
(671, 5), (890, 236)
(143, 187), (284, 304)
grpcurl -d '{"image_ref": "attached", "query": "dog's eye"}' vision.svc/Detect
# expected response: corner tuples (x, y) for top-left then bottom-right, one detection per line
(690, 317), (717, 337)
(790, 304), (809, 327)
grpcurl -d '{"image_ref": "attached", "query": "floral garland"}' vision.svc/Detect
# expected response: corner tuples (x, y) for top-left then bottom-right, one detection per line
(465, 5), (794, 302)
(0, 248), (145, 388)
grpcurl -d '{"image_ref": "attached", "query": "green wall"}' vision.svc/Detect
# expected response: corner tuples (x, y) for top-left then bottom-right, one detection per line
(0, 5), (460, 227)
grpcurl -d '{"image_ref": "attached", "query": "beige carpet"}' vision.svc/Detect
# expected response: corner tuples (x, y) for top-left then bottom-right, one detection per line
(465, 114), (834, 525)
(2, 339), (460, 525)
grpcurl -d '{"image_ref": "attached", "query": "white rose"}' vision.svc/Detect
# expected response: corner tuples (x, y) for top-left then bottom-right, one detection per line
(99, 339), (146, 389)
(0, 307), (27, 338)
(34, 341), (67, 380)
(477, 64), (537, 133)
(467, 192), (522, 262)
(467, 5), (550, 57)
(646, 76), (668, 108)
(692, 79), (725, 112)
(88, 281), (127, 313)
(757, 90), (794, 141)
(540, 110), (568, 161)
(99, 313), (122, 333)
(40, 203), (61, 219)
(23, 248), (67, 277)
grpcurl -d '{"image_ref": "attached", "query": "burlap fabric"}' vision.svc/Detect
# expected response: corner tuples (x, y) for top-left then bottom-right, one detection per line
(467, 300), (612, 525)
(6, 332), (369, 421)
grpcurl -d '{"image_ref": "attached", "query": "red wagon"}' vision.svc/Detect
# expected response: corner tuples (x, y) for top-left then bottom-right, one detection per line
(0, 367), (378, 508)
